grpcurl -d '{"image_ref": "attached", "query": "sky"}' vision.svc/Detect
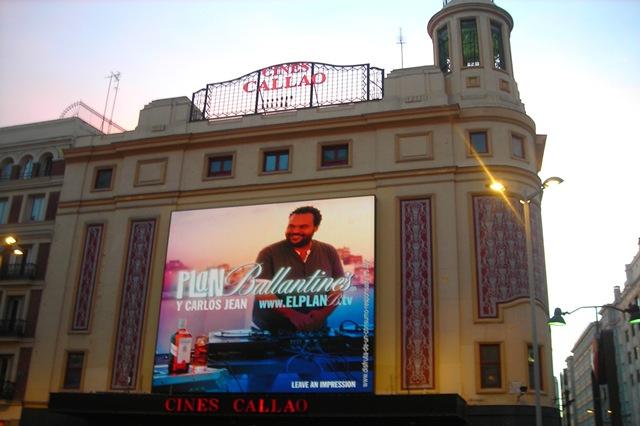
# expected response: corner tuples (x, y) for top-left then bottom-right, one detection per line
(1, 0), (640, 386)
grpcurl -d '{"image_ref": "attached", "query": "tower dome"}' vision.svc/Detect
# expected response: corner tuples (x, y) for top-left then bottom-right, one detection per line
(428, 0), (523, 111)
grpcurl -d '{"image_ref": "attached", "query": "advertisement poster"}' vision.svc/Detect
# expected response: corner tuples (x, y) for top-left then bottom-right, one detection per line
(152, 196), (375, 393)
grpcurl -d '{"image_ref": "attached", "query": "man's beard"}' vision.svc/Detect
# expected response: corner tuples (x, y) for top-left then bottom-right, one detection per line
(286, 233), (312, 248)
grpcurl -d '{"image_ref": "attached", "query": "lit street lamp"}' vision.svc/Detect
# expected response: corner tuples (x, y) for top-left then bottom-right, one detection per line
(490, 176), (564, 426)
(1, 236), (23, 255)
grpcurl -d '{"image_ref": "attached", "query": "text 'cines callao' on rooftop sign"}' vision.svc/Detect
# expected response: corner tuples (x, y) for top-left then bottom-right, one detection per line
(190, 61), (384, 120)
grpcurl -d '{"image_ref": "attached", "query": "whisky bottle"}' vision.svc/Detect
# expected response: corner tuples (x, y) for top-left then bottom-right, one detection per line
(168, 319), (192, 374)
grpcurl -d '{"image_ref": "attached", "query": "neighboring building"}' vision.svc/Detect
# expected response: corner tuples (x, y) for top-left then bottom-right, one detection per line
(600, 241), (640, 426)
(19, 1), (560, 425)
(565, 323), (599, 426)
(561, 364), (578, 426)
(563, 240), (640, 426)
(0, 118), (102, 425)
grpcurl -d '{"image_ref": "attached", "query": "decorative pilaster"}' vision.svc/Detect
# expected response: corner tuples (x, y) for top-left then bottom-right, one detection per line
(71, 224), (104, 331)
(111, 219), (156, 389)
(400, 198), (434, 389)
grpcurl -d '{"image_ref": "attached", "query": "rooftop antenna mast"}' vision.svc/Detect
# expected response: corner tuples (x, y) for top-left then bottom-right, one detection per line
(101, 71), (121, 133)
(397, 28), (406, 69)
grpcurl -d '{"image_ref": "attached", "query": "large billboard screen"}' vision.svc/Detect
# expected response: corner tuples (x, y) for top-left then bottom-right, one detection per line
(152, 196), (375, 393)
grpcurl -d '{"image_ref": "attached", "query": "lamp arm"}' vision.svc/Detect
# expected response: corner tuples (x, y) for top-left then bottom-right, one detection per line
(563, 304), (628, 316)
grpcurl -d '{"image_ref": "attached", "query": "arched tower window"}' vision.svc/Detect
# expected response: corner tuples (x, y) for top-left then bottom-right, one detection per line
(437, 25), (451, 73)
(491, 21), (506, 70)
(460, 18), (480, 67)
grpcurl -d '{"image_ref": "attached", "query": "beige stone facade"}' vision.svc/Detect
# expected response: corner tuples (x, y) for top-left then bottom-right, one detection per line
(11, 1), (560, 424)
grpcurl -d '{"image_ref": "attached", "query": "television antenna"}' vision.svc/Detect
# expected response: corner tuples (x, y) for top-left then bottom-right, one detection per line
(101, 71), (121, 133)
(397, 28), (406, 69)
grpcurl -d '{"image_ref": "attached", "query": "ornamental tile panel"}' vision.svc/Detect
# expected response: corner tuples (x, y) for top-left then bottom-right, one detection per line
(71, 224), (104, 331)
(473, 196), (546, 319)
(401, 198), (434, 389)
(111, 219), (156, 389)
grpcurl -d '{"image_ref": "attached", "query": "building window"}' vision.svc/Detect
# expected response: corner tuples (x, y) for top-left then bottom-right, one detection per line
(437, 25), (451, 73)
(262, 149), (290, 173)
(0, 198), (7, 224)
(93, 167), (114, 190)
(40, 154), (53, 177)
(206, 154), (234, 178)
(468, 131), (489, 154)
(1, 296), (25, 336)
(0, 355), (13, 397)
(491, 21), (506, 70)
(321, 143), (349, 168)
(461, 19), (480, 67)
(26, 194), (45, 222)
(626, 330), (630, 342)
(20, 157), (34, 179)
(479, 343), (502, 388)
(63, 352), (85, 389)
(528, 344), (544, 390)
(0, 160), (13, 180)
(635, 346), (638, 360)
(629, 351), (632, 364)
(511, 135), (525, 159)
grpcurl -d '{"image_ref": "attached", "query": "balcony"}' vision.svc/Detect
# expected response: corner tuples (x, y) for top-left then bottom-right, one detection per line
(0, 320), (26, 337)
(0, 263), (37, 280)
(0, 381), (15, 400)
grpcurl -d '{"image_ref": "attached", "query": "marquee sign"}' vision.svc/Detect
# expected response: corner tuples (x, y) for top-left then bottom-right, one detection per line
(190, 62), (384, 121)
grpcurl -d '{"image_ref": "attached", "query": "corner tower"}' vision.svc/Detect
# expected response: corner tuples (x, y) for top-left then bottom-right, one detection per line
(428, 0), (523, 111)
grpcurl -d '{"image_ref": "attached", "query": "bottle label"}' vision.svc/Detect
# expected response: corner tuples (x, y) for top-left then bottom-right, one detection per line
(177, 337), (192, 364)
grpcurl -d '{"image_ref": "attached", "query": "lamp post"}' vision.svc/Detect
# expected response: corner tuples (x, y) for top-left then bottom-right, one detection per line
(490, 176), (563, 426)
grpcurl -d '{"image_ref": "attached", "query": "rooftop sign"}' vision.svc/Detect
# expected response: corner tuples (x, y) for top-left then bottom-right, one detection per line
(190, 62), (384, 121)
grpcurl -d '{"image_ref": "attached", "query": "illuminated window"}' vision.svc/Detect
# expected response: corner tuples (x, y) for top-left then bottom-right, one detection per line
(491, 21), (506, 70)
(437, 25), (451, 73)
(511, 135), (525, 159)
(469, 131), (489, 154)
(262, 149), (290, 173)
(461, 19), (480, 67)
(321, 143), (349, 167)
(527, 344), (544, 390)
(479, 343), (501, 388)
(63, 352), (85, 389)
(206, 154), (234, 177)
(93, 167), (113, 190)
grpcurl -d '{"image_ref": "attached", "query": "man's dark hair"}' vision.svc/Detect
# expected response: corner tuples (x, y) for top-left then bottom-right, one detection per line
(290, 206), (322, 226)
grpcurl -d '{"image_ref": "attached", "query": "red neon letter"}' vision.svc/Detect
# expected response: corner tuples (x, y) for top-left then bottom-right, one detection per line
(243, 81), (256, 93)
(311, 73), (327, 84)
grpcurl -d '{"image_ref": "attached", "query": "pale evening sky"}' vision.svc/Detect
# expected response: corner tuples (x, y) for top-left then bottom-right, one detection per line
(1, 0), (639, 384)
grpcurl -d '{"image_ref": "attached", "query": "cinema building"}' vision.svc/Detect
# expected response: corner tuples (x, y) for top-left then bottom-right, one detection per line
(18, 0), (559, 425)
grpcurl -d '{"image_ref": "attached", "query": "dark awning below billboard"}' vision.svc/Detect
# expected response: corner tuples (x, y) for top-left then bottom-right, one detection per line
(42, 392), (468, 425)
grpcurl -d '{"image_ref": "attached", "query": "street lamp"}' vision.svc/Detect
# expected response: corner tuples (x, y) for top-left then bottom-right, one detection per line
(549, 304), (640, 326)
(1, 236), (23, 256)
(490, 176), (564, 426)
